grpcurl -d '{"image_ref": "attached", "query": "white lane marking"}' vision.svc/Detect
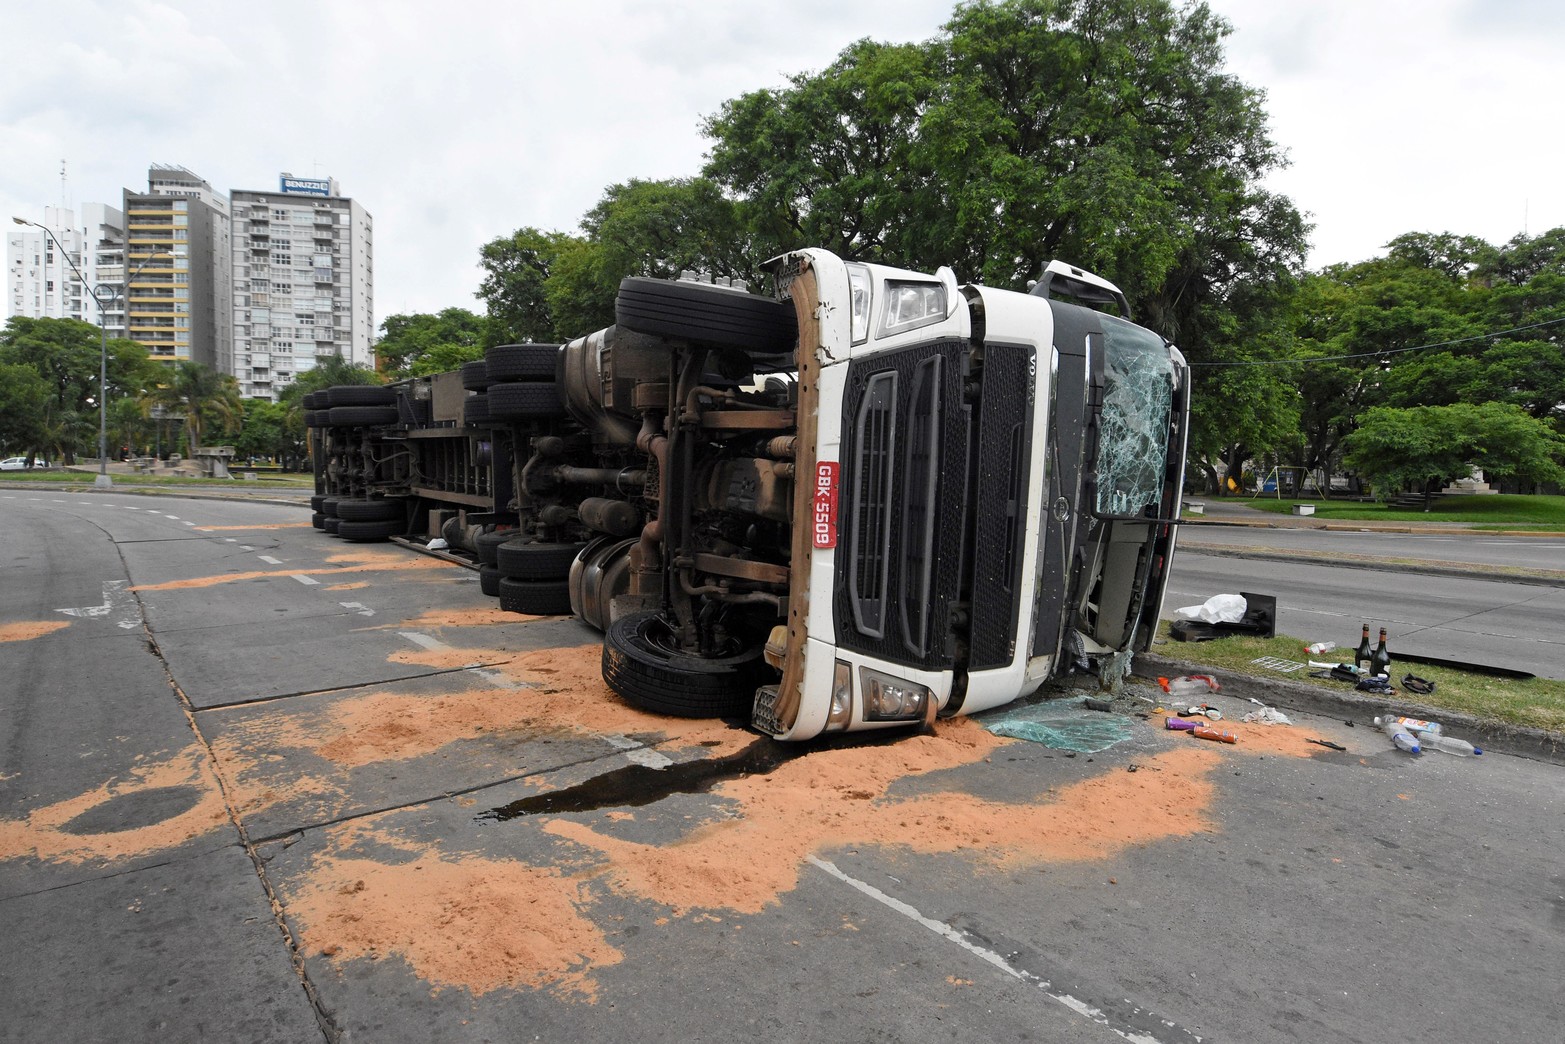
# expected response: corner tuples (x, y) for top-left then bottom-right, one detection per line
(51, 500), (66, 504)
(239, 545), (255, 551)
(182, 521), (196, 526)
(464, 666), (520, 689)
(257, 555), (282, 565)
(291, 575), (320, 586)
(225, 538), (237, 542)
(398, 631), (449, 651)
(56, 580), (141, 630)
(602, 733), (674, 768)
(807, 856), (1171, 1044)
(163, 514), (180, 520)
(338, 601), (374, 617)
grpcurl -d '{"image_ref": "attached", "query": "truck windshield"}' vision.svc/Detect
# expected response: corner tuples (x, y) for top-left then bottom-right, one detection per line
(1094, 315), (1175, 519)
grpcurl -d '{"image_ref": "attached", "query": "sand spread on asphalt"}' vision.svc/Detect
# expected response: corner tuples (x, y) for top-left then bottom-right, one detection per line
(0, 744), (230, 864)
(287, 825), (620, 1000)
(1159, 718), (1349, 757)
(0, 620), (72, 642)
(193, 522), (313, 531)
(393, 607), (542, 629)
(129, 556), (455, 592)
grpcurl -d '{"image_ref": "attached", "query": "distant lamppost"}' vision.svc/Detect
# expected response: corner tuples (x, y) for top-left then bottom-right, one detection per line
(13, 217), (169, 488)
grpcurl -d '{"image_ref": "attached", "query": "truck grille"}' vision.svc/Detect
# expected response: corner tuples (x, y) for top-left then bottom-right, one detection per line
(835, 340), (969, 670)
(968, 344), (1035, 670)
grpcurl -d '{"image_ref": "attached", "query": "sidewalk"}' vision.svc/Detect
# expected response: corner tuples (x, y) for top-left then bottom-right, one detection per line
(1183, 496), (1544, 536)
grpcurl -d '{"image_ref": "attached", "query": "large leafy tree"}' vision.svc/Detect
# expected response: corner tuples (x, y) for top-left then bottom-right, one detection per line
(1343, 402), (1565, 501)
(476, 227), (583, 345)
(0, 361), (51, 461)
(375, 308), (488, 377)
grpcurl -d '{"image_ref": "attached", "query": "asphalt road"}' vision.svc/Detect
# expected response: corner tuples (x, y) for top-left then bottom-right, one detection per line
(1166, 551), (1565, 680)
(2, 490), (1563, 1043)
(1181, 522), (1565, 573)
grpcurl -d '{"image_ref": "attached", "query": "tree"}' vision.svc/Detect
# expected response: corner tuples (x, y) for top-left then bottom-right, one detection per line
(1342, 402), (1565, 502)
(0, 361), (50, 460)
(144, 362), (243, 454)
(476, 227), (584, 344)
(375, 308), (487, 377)
(234, 398), (307, 468)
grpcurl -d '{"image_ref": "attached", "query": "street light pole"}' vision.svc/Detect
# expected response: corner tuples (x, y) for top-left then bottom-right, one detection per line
(13, 217), (169, 488)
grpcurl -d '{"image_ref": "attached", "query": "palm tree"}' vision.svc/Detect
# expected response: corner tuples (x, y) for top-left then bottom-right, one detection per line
(144, 362), (244, 454)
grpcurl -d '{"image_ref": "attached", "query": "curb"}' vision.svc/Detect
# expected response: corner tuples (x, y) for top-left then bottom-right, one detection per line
(1133, 650), (1565, 767)
(1181, 518), (1554, 538)
(3, 482), (310, 509)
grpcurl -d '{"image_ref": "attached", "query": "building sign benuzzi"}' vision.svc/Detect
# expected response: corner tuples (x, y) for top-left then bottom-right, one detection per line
(280, 176), (332, 197)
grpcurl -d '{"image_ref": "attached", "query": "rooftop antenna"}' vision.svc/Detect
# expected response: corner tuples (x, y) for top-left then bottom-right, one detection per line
(61, 159), (68, 210)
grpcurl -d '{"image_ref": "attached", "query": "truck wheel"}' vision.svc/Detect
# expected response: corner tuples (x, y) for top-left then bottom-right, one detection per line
(322, 516), (341, 535)
(335, 498), (403, 522)
(479, 565), (502, 597)
(487, 382), (566, 422)
(311, 512), (326, 530)
(329, 405), (399, 427)
(320, 496), (346, 518)
(495, 539), (585, 580)
(336, 519), (403, 542)
(497, 577), (572, 615)
(485, 344), (560, 382)
(602, 611), (768, 718)
(326, 385), (395, 407)
(461, 360), (491, 391)
(475, 528), (515, 567)
(464, 393), (491, 427)
(615, 277), (797, 354)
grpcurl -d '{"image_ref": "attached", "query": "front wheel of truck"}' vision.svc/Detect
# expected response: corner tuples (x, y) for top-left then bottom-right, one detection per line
(615, 277), (797, 354)
(602, 610), (769, 719)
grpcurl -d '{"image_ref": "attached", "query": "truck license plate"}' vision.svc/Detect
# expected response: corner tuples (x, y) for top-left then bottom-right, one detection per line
(813, 461), (839, 548)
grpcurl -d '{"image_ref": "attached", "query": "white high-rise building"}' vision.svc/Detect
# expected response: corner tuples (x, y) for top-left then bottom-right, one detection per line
(228, 174), (374, 400)
(6, 204), (126, 334)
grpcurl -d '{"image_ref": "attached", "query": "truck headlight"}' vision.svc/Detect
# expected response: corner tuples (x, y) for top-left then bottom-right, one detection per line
(825, 660), (854, 731)
(847, 264), (872, 345)
(859, 668), (930, 722)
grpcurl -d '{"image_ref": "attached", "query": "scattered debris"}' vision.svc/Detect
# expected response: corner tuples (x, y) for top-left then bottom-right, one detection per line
(1307, 739), (1348, 752)
(1242, 706), (1293, 726)
(1251, 656), (1307, 674)
(1190, 725), (1237, 744)
(976, 703), (1134, 753)
(1158, 674), (1220, 697)
(1174, 593), (1247, 624)
(1164, 716), (1200, 732)
(1401, 674), (1436, 695)
(1082, 697), (1115, 713)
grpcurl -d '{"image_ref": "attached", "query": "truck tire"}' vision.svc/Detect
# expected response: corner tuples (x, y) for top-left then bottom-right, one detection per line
(497, 576), (572, 615)
(616, 277), (797, 354)
(327, 385), (395, 407)
(464, 393), (491, 427)
(475, 528), (514, 567)
(602, 611), (768, 718)
(309, 495), (327, 512)
(335, 497), (403, 522)
(320, 496), (347, 518)
(311, 512), (326, 530)
(486, 382), (567, 422)
(461, 360), (491, 391)
(336, 519), (403, 542)
(329, 405), (399, 427)
(479, 565), (502, 597)
(495, 539), (586, 580)
(485, 344), (560, 382)
(323, 516), (341, 534)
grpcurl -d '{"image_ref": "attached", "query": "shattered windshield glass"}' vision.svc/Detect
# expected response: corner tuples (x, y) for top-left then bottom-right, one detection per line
(1095, 316), (1174, 518)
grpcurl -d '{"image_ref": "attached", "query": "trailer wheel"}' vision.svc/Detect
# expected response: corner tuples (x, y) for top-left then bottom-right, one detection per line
(309, 495), (327, 512)
(475, 528), (515, 567)
(311, 512), (326, 530)
(479, 565), (502, 597)
(329, 405), (399, 427)
(615, 277), (797, 354)
(326, 385), (395, 407)
(485, 344), (561, 382)
(322, 516), (342, 535)
(497, 577), (572, 616)
(602, 610), (768, 719)
(461, 360), (492, 391)
(495, 539), (585, 580)
(335, 497), (403, 523)
(320, 496), (346, 518)
(464, 393), (491, 427)
(487, 382), (567, 422)
(336, 519), (403, 542)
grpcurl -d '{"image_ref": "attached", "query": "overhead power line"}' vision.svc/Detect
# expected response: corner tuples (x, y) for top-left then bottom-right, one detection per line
(1187, 315), (1565, 368)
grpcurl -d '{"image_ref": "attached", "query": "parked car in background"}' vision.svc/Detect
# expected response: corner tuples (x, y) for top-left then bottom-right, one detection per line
(0, 456), (49, 470)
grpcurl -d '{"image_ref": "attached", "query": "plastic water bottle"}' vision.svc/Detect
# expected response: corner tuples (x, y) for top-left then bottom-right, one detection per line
(1159, 675), (1219, 698)
(1418, 732), (1482, 756)
(1377, 716), (1420, 754)
(1388, 715), (1442, 736)
(1304, 641), (1337, 655)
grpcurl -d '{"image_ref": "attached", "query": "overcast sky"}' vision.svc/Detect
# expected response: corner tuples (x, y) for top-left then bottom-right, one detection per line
(3, 0), (1560, 325)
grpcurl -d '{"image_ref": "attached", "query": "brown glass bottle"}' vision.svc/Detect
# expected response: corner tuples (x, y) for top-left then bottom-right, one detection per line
(1355, 624), (1373, 673)
(1370, 628), (1392, 677)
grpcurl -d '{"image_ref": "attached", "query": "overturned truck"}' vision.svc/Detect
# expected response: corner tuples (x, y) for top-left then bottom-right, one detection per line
(305, 248), (1189, 741)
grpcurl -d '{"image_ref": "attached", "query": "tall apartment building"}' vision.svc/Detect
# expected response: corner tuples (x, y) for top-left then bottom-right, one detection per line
(229, 174), (374, 400)
(121, 165), (231, 368)
(5, 204), (126, 336)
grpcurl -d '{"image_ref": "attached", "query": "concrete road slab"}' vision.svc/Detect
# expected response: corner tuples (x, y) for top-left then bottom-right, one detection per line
(0, 845), (322, 1043)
